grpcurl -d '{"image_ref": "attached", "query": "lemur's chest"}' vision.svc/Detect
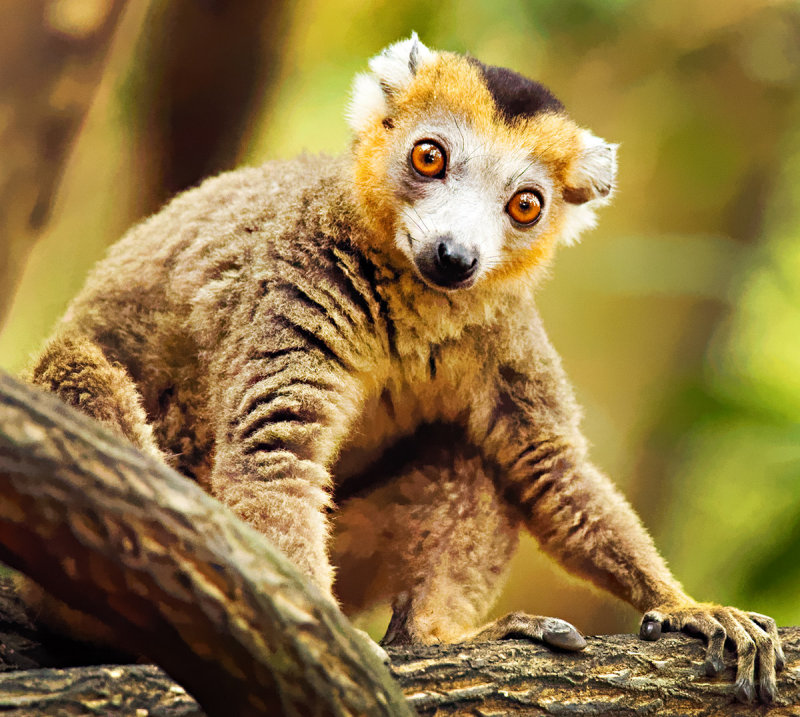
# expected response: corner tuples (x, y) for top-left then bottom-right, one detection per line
(332, 340), (476, 489)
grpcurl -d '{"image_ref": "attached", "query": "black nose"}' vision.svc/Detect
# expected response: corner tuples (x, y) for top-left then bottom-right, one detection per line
(434, 239), (478, 285)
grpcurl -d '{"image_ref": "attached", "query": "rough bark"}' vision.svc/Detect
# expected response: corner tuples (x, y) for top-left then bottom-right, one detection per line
(0, 370), (410, 717)
(1, 369), (799, 716)
(0, 593), (798, 717)
(0, 664), (202, 716)
(391, 631), (800, 716)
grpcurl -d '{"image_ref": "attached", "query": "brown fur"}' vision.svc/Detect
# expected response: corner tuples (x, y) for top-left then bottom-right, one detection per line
(21, 41), (781, 697)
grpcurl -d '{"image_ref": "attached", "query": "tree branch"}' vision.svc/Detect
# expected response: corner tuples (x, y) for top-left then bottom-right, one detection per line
(0, 595), (797, 717)
(391, 630), (800, 715)
(0, 370), (410, 717)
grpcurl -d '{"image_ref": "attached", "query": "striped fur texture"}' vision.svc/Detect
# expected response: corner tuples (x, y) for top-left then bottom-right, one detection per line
(24, 37), (782, 699)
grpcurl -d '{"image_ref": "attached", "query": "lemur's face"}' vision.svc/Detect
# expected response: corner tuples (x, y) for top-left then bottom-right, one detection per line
(388, 116), (555, 290)
(349, 36), (617, 291)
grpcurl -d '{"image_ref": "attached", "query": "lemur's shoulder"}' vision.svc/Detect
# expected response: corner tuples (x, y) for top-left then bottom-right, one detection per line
(71, 155), (351, 299)
(112, 153), (350, 264)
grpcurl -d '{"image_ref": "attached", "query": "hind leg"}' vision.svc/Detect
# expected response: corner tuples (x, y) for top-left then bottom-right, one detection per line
(25, 332), (163, 460)
(19, 332), (164, 646)
(333, 428), (585, 650)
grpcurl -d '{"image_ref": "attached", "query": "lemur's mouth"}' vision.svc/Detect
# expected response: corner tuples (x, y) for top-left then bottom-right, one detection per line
(430, 274), (478, 291)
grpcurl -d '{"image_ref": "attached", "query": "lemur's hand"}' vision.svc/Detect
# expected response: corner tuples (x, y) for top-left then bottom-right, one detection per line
(639, 602), (784, 703)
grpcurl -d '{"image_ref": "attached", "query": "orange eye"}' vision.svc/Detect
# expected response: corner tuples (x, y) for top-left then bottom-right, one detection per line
(410, 140), (446, 178)
(507, 190), (543, 226)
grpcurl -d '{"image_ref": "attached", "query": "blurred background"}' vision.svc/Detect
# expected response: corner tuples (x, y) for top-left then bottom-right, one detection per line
(1, 0), (799, 638)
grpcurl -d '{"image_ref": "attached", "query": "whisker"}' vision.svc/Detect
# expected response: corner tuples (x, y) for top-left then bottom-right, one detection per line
(410, 206), (432, 234)
(448, 111), (467, 154)
(402, 208), (425, 237)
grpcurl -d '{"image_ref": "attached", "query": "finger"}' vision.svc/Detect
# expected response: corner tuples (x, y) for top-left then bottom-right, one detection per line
(748, 612), (785, 672)
(355, 628), (390, 664)
(639, 610), (667, 641)
(739, 614), (777, 703)
(682, 614), (726, 676)
(715, 611), (757, 704)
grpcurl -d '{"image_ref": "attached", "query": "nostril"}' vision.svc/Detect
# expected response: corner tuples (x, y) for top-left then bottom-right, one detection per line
(437, 241), (449, 263)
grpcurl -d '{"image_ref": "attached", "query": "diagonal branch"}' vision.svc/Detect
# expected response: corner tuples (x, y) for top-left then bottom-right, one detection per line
(0, 370), (411, 717)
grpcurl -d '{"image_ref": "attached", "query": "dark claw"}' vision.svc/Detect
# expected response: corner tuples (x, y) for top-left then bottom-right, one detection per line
(776, 650), (786, 672)
(759, 678), (776, 705)
(640, 619), (662, 641)
(734, 679), (756, 704)
(704, 655), (725, 676)
(542, 621), (587, 651)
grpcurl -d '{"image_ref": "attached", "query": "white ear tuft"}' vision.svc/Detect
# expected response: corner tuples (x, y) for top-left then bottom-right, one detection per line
(563, 130), (618, 205)
(559, 131), (618, 245)
(347, 33), (436, 135)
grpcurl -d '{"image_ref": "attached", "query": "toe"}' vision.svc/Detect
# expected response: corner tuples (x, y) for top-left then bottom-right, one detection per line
(684, 615), (726, 676)
(748, 611), (785, 672)
(759, 672), (777, 704)
(541, 617), (586, 651)
(715, 611), (757, 702)
(639, 611), (665, 641)
(734, 678), (756, 704)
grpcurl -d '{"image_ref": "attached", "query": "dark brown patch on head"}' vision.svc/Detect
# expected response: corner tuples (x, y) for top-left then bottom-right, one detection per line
(466, 57), (563, 123)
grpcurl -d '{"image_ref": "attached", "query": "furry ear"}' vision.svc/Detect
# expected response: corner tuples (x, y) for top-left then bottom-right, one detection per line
(347, 33), (436, 134)
(559, 131), (618, 245)
(562, 130), (618, 205)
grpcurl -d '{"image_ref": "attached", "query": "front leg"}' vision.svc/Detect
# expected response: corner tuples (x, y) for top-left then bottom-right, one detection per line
(524, 459), (782, 702)
(477, 352), (784, 703)
(210, 327), (364, 598)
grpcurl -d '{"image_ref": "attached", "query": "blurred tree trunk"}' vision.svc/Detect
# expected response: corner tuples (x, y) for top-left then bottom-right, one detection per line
(0, 0), (127, 329)
(127, 0), (290, 215)
(0, 0), (290, 331)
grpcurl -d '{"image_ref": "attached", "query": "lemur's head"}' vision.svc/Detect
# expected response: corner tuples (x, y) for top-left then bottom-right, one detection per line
(348, 34), (617, 291)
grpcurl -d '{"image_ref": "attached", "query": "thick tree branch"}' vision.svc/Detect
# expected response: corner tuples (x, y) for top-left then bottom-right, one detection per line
(390, 631), (800, 715)
(0, 594), (798, 717)
(0, 370), (410, 717)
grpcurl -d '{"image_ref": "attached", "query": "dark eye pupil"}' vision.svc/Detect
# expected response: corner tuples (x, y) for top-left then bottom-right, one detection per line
(424, 149), (437, 164)
(519, 198), (530, 211)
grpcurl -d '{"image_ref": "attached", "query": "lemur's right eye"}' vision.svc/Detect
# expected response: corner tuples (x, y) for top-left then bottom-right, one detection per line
(410, 140), (446, 178)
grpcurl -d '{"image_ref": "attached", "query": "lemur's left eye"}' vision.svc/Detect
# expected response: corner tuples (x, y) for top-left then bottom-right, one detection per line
(410, 140), (446, 178)
(507, 190), (543, 226)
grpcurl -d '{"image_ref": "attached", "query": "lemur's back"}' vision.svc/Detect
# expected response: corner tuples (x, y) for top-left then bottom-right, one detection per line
(61, 154), (348, 364)
(38, 154), (370, 483)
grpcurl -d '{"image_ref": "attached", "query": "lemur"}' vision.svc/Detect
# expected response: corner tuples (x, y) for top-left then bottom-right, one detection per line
(23, 35), (782, 702)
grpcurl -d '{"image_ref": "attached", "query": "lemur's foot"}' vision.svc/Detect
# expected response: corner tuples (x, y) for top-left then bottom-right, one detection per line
(381, 595), (585, 651)
(469, 611), (586, 651)
(640, 603), (784, 704)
